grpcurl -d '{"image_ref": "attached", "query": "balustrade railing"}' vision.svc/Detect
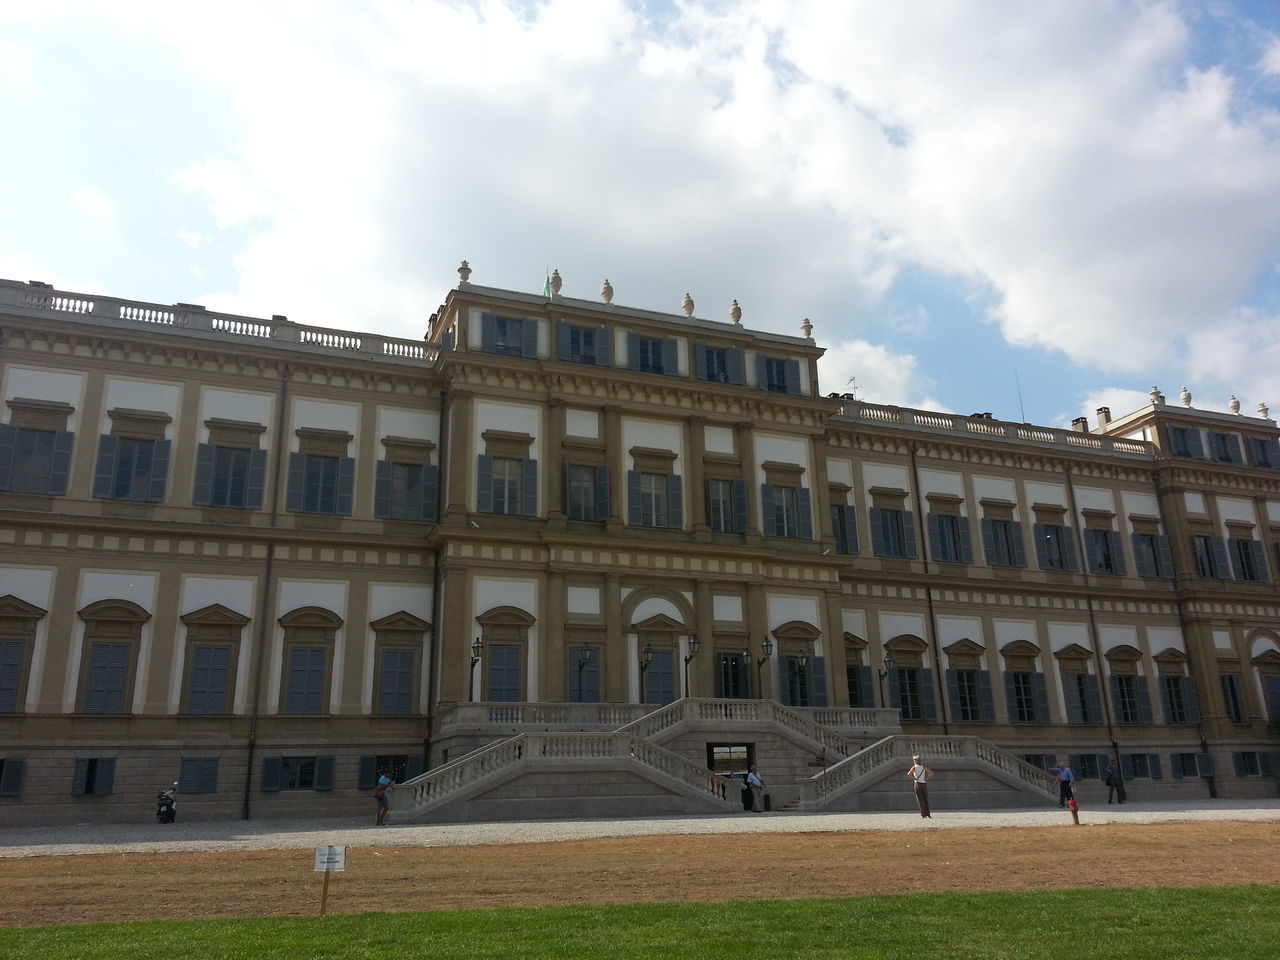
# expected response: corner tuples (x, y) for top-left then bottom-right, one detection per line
(436, 701), (652, 729)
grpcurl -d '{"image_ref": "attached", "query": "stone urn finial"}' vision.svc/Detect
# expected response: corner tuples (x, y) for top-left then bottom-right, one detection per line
(801, 317), (813, 339)
(1229, 395), (1241, 415)
(549, 269), (562, 296)
(600, 279), (613, 303)
(1180, 386), (1192, 408)
(729, 300), (742, 326)
(682, 293), (695, 317)
(458, 260), (472, 283)
(1150, 385), (1165, 405)
(1259, 402), (1270, 419)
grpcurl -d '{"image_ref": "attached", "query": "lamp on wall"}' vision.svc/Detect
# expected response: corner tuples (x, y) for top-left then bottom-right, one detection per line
(638, 645), (655, 704)
(575, 644), (593, 702)
(682, 636), (701, 697)
(470, 637), (484, 702)
(756, 636), (773, 699)
(878, 652), (895, 708)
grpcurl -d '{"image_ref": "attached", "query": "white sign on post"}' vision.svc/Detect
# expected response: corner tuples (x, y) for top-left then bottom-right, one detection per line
(314, 845), (346, 872)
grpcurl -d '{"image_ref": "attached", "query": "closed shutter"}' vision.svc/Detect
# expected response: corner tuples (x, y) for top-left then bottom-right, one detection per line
(957, 517), (974, 563)
(978, 671), (995, 722)
(1004, 672), (1017, 722)
(661, 338), (679, 375)
(627, 470), (642, 525)
(1249, 540), (1268, 580)
(92, 435), (119, 499)
(870, 507), (886, 556)
(927, 513), (943, 559)
(72, 758), (91, 795)
(147, 438), (171, 502)
(1062, 529), (1079, 571)
(945, 669), (962, 718)
(754, 353), (767, 390)
(1210, 537), (1230, 578)
(1084, 674), (1102, 722)
(857, 665), (874, 708)
(178, 757), (219, 794)
(569, 650), (601, 703)
(1033, 672), (1050, 722)
(244, 448), (267, 510)
(378, 649), (415, 715)
(1186, 428), (1205, 459)
(260, 756), (283, 792)
(1155, 535), (1175, 577)
(0, 423), (14, 490)
(0, 758), (25, 796)
(646, 649), (675, 706)
(84, 642), (130, 714)
(520, 459), (538, 516)
(980, 518), (996, 565)
(1065, 675), (1084, 723)
(595, 327), (612, 366)
(94, 758), (116, 796)
(886, 668), (901, 709)
(784, 358), (801, 395)
(405, 755), (424, 779)
(1136, 676), (1153, 723)
(837, 504), (858, 554)
(593, 463), (609, 522)
(694, 342), (708, 381)
(919, 668), (937, 721)
(726, 348), (745, 385)
(422, 463), (440, 521)
(193, 443), (216, 506)
(286, 453), (306, 512)
(626, 331), (640, 371)
(480, 312), (497, 354)
(285, 647), (326, 715)
(0, 638), (23, 713)
(1033, 523), (1050, 569)
(49, 430), (74, 495)
(520, 318), (538, 358)
(900, 511), (918, 558)
(666, 474), (683, 529)
(797, 488), (813, 540)
(1226, 435), (1244, 464)
(487, 644), (521, 702)
(1184, 677), (1202, 723)
(187, 645), (230, 715)
(374, 460), (392, 518)
(476, 455), (494, 513)
(776, 657), (790, 706)
(761, 484), (777, 537)
(1132, 533), (1155, 578)
(732, 478), (748, 533)
(810, 656), (827, 707)
(334, 456), (355, 515)
(1107, 530), (1126, 575)
(1148, 754), (1163, 779)
(556, 321), (571, 361)
(314, 756), (335, 791)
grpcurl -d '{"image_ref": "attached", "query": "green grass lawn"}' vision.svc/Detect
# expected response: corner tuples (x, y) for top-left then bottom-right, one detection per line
(4, 886), (1278, 960)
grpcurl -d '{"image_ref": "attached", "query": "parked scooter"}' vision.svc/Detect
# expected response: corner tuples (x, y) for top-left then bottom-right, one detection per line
(156, 782), (178, 823)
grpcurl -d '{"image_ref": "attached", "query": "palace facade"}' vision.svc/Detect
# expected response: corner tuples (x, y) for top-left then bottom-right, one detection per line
(1, 265), (1277, 825)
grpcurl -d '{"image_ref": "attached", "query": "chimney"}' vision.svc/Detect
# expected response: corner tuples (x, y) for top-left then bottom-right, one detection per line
(1071, 417), (1089, 432)
(1096, 406), (1111, 426)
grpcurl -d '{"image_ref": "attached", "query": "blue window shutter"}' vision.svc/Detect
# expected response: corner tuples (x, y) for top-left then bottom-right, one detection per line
(1155, 534), (1175, 577)
(1136, 676), (1153, 723)
(727, 347), (745, 385)
(978, 671), (995, 721)
(886, 668), (900, 708)
(1106, 530), (1126, 575)
(1249, 540), (1268, 580)
(592, 463), (610, 522)
(694, 342), (708, 381)
(379, 648), (414, 714)
(193, 443), (216, 506)
(1033, 523), (1050, 569)
(335, 456), (355, 515)
(260, 756), (282, 792)
(1232, 753), (1246, 777)
(1197, 753), (1215, 777)
(480, 312), (497, 354)
(1149, 754), (1163, 779)
(188, 645), (229, 715)
(595, 327), (612, 366)
(1184, 678), (1202, 722)
(521, 318), (538, 358)
(476, 455), (494, 513)
(1033, 672), (1049, 722)
(556, 321), (571, 361)
(1269, 438), (1280, 467)
(286, 647), (326, 715)
(48, 430), (74, 495)
(1227, 435), (1244, 464)
(980, 518), (995, 564)
(0, 423), (14, 490)
(0, 638), (22, 712)
(869, 507), (885, 555)
(662, 338), (679, 375)
(441, 330), (455, 351)
(314, 756), (334, 791)
(72, 758), (90, 795)
(811, 656), (827, 707)
(626, 331), (640, 370)
(405, 755), (424, 779)
(732, 478), (748, 533)
(839, 505), (858, 554)
(422, 464), (440, 521)
(920, 668), (937, 721)
(666, 473), (683, 529)
(945, 669), (961, 716)
(784, 358), (801, 395)
(1210, 537), (1230, 578)
(1186, 428), (1205, 459)
(520, 458), (538, 516)
(374, 460), (392, 518)
(1065, 675), (1084, 723)
(1003, 672), (1016, 722)
(858, 665), (874, 708)
(1078, 674), (1100, 721)
(1108, 674), (1122, 717)
(627, 470), (642, 525)
(957, 517), (974, 563)
(1132, 533), (1155, 578)
(776, 657), (789, 706)
(797, 488), (813, 540)
(245, 448), (267, 510)
(84, 642), (130, 714)
(1262, 676), (1280, 721)
(1010, 522), (1026, 567)
(1084, 530), (1103, 574)
(761, 484), (777, 537)
(488, 644), (521, 702)
(92, 435), (118, 499)
(95, 758), (116, 795)
(754, 353), (767, 389)
(358, 755), (377, 790)
(901, 511), (917, 558)
(0, 758), (24, 796)
(286, 453), (305, 512)
(1062, 529), (1079, 571)
(147, 439), (171, 502)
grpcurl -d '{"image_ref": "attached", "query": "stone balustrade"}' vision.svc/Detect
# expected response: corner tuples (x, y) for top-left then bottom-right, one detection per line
(436, 701), (652, 729)
(1, 278), (436, 365)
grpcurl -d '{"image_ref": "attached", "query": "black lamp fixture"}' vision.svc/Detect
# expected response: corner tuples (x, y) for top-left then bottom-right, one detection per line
(755, 636), (774, 699)
(575, 643), (592, 702)
(469, 637), (484, 702)
(878, 652), (895, 707)
(639, 645), (655, 704)
(682, 636), (701, 696)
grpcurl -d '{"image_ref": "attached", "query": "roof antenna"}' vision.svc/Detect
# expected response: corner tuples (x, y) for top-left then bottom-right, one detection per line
(1014, 370), (1026, 422)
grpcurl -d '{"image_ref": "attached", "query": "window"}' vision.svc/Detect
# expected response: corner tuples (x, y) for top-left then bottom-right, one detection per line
(0, 425), (74, 495)
(1228, 537), (1268, 582)
(261, 755), (334, 791)
(565, 463), (608, 522)
(870, 507), (917, 559)
(762, 485), (812, 539)
(374, 460), (439, 522)
(0, 638), (24, 713)
(178, 758), (219, 794)
(72, 757), (116, 796)
(1232, 752), (1271, 777)
(1033, 523), (1077, 571)
(1021, 754), (1051, 772)
(1072, 754), (1103, 779)
(1083, 528), (1125, 576)
(568, 644), (601, 702)
(708, 478), (746, 533)
(756, 355), (800, 395)
(783, 656), (811, 706)
(628, 470), (682, 529)
(948, 669), (988, 722)
(481, 313), (537, 358)
(1160, 675), (1200, 724)
(487, 643), (522, 702)
(1111, 673), (1153, 724)
(1006, 671), (1046, 723)
(77, 600), (146, 715)
(1132, 532), (1175, 578)
(982, 518), (1025, 568)
(93, 435), (171, 502)
(1123, 753), (1161, 779)
(694, 343), (744, 385)
(290, 454), (344, 515)
(284, 646), (328, 715)
(195, 446), (263, 509)
(186, 644), (232, 715)
(831, 503), (859, 555)
(478, 455), (538, 516)
(359, 754), (420, 789)
(1192, 535), (1230, 579)
(627, 334), (676, 375)
(719, 653), (752, 698)
(1248, 437), (1280, 468)
(0, 596), (43, 715)
(928, 513), (972, 564)
(83, 642), (131, 715)
(1062, 670), (1102, 724)
(557, 322), (612, 366)
(887, 665), (937, 720)
(1221, 674), (1246, 723)
(0, 758), (26, 796)
(1166, 425), (1203, 459)
(643, 648), (676, 706)
(1171, 752), (1205, 778)
(1209, 432), (1243, 464)
(706, 743), (753, 778)
(845, 661), (871, 707)
(378, 648), (416, 715)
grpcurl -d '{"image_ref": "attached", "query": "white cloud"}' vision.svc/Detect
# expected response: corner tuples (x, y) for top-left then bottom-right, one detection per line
(1262, 36), (1280, 75)
(1065, 387), (1157, 430)
(817, 339), (944, 410)
(69, 186), (115, 223)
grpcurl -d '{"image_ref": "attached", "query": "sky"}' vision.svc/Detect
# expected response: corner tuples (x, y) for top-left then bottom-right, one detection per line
(2, 0), (1280, 428)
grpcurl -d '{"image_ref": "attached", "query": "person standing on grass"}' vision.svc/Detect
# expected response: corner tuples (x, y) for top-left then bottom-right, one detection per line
(373, 771), (397, 825)
(746, 765), (765, 812)
(907, 755), (934, 818)
(1051, 760), (1076, 807)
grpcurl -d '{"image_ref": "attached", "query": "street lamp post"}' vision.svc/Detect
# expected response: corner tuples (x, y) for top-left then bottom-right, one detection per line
(638, 645), (654, 704)
(575, 644), (592, 702)
(755, 636), (773, 699)
(682, 636), (701, 698)
(878, 653), (895, 708)
(469, 637), (484, 702)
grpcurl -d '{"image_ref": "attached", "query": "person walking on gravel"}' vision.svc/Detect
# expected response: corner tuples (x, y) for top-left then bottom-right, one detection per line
(907, 755), (934, 818)
(373, 771), (396, 825)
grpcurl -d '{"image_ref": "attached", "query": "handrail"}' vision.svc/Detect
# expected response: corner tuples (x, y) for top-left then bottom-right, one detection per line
(437, 701), (652, 729)
(613, 698), (861, 758)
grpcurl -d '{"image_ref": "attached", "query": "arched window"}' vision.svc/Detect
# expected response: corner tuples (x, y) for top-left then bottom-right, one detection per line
(180, 604), (249, 715)
(278, 607), (342, 715)
(0, 595), (45, 714)
(77, 600), (150, 714)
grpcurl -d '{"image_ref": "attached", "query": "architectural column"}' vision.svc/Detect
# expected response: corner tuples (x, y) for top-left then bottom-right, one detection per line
(442, 390), (473, 525)
(545, 400), (566, 529)
(823, 589), (849, 707)
(688, 416), (708, 536)
(746, 581), (771, 698)
(810, 431), (834, 550)
(604, 406), (624, 535)
(735, 421), (762, 544)
(693, 580), (715, 697)
(542, 570), (566, 700)
(603, 574), (626, 701)
(438, 564), (471, 703)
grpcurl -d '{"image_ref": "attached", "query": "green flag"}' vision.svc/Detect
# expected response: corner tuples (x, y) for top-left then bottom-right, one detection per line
(542, 272), (551, 297)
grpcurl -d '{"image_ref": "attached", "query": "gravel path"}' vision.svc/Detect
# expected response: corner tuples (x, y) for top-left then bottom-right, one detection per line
(2, 798), (1277, 859)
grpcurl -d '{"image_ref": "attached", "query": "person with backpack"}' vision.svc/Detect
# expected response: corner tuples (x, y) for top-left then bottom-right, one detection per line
(373, 771), (397, 826)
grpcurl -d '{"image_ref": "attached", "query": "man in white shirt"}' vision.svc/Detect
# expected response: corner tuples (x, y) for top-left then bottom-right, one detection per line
(746, 766), (765, 812)
(907, 755), (934, 818)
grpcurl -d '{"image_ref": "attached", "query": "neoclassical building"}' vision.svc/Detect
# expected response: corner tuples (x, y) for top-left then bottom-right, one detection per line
(1, 265), (1276, 825)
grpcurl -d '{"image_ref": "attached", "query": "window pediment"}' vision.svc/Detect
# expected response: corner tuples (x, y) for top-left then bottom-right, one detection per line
(632, 613), (684, 633)
(370, 611), (432, 632)
(999, 639), (1041, 658)
(278, 606), (344, 628)
(180, 603), (250, 626)
(78, 599), (151, 623)
(1104, 644), (1143, 662)
(476, 605), (536, 628)
(1052, 643), (1094, 661)
(773, 620), (820, 641)
(944, 638), (985, 657)
(0, 594), (48, 622)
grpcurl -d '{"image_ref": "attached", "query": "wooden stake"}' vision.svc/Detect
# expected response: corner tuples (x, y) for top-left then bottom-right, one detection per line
(320, 868), (331, 915)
